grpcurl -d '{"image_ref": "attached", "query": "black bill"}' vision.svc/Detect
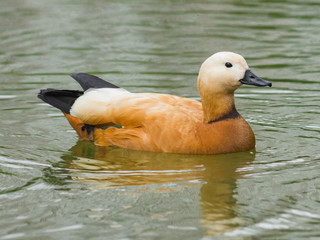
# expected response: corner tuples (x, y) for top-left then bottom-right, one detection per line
(240, 69), (272, 87)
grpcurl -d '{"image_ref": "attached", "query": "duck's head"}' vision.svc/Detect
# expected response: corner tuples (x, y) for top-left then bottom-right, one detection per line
(198, 52), (272, 95)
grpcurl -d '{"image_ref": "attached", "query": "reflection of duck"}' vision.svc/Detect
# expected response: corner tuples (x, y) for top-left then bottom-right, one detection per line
(199, 152), (255, 236)
(38, 52), (271, 154)
(61, 140), (255, 236)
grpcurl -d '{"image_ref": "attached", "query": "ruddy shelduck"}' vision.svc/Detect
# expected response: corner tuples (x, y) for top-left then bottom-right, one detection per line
(38, 52), (272, 154)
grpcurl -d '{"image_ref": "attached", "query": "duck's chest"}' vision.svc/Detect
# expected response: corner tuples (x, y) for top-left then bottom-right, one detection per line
(194, 118), (255, 154)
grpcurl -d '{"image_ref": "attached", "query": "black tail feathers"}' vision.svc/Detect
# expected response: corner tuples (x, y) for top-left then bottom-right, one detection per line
(38, 89), (83, 114)
(38, 73), (120, 113)
(71, 73), (119, 91)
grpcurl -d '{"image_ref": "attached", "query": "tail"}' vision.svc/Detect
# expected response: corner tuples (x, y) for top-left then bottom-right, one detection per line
(38, 89), (83, 114)
(38, 73), (120, 140)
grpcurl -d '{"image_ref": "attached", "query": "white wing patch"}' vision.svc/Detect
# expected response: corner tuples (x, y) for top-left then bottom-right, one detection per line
(70, 88), (130, 125)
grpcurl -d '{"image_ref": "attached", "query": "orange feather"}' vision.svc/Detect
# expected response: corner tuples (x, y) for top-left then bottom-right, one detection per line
(40, 52), (271, 154)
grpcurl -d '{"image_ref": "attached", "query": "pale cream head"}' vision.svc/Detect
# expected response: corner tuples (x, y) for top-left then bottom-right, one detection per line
(198, 52), (249, 95)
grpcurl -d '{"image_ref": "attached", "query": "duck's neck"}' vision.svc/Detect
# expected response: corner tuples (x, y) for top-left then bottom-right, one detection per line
(201, 92), (237, 123)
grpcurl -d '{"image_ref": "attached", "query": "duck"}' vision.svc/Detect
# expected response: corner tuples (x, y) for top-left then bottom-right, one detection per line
(38, 51), (272, 154)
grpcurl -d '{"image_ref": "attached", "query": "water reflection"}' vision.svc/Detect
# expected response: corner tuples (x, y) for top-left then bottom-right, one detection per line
(60, 140), (255, 236)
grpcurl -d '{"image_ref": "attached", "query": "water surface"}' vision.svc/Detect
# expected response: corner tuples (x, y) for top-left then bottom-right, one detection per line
(1, 0), (320, 239)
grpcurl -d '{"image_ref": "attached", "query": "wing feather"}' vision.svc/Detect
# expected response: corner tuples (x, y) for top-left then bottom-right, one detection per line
(70, 88), (202, 127)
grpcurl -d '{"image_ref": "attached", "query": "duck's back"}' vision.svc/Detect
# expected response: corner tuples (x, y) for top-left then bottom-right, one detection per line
(71, 89), (203, 126)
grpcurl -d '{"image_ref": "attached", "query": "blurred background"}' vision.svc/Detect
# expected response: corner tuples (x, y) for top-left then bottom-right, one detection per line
(0, 0), (320, 239)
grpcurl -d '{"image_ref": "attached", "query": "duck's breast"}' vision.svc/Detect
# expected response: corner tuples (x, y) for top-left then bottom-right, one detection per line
(196, 117), (255, 154)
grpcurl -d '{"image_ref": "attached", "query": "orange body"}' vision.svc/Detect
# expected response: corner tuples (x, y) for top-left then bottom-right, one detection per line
(64, 93), (255, 154)
(40, 52), (271, 154)
(93, 117), (255, 154)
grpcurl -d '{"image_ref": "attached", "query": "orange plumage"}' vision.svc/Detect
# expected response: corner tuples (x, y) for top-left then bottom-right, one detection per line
(38, 52), (271, 154)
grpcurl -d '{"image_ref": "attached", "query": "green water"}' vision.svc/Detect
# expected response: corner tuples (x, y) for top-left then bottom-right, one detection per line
(1, 0), (320, 239)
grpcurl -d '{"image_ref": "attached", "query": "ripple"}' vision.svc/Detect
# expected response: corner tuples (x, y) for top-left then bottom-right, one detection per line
(44, 224), (83, 233)
(167, 225), (198, 231)
(1, 233), (26, 240)
(0, 95), (16, 99)
(1, 0), (320, 239)
(0, 156), (50, 168)
(248, 89), (297, 94)
(226, 208), (320, 237)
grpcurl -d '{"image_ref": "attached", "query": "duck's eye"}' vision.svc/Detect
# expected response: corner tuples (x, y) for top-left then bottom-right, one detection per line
(225, 62), (233, 68)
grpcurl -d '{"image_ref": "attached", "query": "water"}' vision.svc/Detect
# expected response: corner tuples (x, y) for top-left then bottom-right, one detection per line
(1, 0), (320, 239)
